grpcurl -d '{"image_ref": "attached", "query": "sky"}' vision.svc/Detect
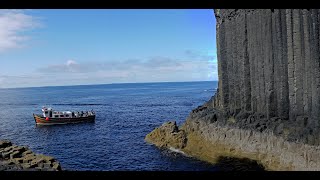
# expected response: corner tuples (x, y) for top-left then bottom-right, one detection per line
(0, 9), (217, 88)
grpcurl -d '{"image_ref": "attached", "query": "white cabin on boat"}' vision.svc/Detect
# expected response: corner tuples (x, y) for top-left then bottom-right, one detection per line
(41, 107), (94, 118)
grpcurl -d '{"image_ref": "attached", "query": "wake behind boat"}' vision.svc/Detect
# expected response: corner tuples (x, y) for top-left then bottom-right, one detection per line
(33, 107), (95, 125)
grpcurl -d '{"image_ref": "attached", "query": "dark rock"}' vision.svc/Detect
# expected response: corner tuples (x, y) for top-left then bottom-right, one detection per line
(210, 9), (320, 145)
(52, 162), (62, 171)
(13, 157), (24, 164)
(34, 167), (43, 171)
(0, 141), (62, 171)
(5, 165), (22, 171)
(0, 140), (12, 148)
(10, 151), (22, 159)
(2, 151), (11, 159)
(0, 165), (6, 171)
(41, 167), (56, 171)
(21, 163), (31, 169)
(4, 159), (16, 166)
(215, 156), (265, 171)
(43, 162), (52, 169)
(274, 123), (284, 135)
(21, 150), (33, 157)
(22, 153), (36, 163)
(30, 157), (44, 166)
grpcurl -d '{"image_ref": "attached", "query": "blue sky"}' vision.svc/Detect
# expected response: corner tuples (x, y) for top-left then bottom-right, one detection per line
(0, 9), (217, 88)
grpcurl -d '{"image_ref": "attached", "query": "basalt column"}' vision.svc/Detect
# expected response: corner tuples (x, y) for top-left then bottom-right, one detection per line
(213, 9), (320, 128)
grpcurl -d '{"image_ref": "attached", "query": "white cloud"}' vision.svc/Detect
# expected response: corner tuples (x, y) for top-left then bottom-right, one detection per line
(1, 54), (218, 88)
(38, 58), (216, 74)
(34, 57), (217, 84)
(0, 10), (40, 53)
(66, 60), (77, 66)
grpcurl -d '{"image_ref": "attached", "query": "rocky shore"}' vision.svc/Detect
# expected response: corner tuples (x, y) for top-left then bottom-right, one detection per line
(146, 98), (320, 171)
(146, 9), (320, 171)
(0, 140), (62, 171)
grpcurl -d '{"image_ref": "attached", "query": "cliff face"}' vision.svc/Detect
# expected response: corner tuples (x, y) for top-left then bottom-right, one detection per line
(145, 9), (320, 170)
(214, 9), (320, 120)
(213, 9), (320, 144)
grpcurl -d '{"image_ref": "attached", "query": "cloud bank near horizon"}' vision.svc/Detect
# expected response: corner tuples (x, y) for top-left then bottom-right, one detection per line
(0, 51), (217, 88)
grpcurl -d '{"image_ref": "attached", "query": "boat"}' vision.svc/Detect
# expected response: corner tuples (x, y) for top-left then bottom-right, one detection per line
(33, 107), (95, 125)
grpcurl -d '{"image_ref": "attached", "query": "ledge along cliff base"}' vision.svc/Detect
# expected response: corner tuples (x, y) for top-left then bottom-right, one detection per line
(146, 9), (320, 171)
(0, 140), (62, 171)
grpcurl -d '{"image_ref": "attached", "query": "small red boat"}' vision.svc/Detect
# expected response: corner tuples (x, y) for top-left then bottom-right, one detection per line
(33, 107), (95, 125)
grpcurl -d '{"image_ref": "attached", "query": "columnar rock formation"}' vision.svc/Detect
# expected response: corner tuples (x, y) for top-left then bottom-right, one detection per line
(0, 140), (62, 171)
(146, 9), (320, 170)
(214, 9), (320, 127)
(212, 9), (320, 145)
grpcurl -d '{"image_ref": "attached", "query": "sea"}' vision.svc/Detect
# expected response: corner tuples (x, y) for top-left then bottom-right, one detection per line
(0, 81), (218, 171)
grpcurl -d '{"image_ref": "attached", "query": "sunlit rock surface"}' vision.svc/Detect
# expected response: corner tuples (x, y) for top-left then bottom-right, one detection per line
(0, 140), (62, 171)
(146, 9), (320, 171)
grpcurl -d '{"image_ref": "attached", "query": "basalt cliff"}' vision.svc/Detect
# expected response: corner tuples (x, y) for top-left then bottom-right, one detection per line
(146, 9), (320, 170)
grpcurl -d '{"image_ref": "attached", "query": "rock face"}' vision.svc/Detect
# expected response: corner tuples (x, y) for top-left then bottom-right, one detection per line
(146, 102), (320, 170)
(145, 121), (187, 149)
(0, 140), (62, 171)
(213, 9), (320, 145)
(146, 9), (320, 170)
(183, 105), (320, 170)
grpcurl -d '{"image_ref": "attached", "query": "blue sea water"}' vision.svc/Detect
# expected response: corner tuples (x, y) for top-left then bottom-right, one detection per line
(0, 81), (218, 171)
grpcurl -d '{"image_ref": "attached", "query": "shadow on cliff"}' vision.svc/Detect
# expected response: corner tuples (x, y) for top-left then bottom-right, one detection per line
(215, 156), (265, 171)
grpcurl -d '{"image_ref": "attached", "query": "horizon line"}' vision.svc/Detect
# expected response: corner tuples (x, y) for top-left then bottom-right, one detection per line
(0, 80), (218, 90)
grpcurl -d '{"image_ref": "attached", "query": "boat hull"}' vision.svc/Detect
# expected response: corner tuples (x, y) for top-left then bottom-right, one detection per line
(33, 114), (95, 125)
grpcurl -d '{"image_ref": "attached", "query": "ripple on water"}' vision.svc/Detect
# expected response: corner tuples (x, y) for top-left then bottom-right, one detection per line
(0, 82), (221, 171)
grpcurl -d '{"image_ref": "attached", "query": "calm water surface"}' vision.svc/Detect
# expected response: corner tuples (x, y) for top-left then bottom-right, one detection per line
(0, 81), (218, 171)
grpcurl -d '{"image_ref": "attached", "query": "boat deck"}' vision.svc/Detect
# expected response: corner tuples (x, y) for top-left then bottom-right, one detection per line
(33, 114), (95, 125)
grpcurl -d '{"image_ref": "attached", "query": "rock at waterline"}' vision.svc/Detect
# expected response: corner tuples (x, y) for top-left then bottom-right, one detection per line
(145, 121), (187, 149)
(0, 140), (62, 171)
